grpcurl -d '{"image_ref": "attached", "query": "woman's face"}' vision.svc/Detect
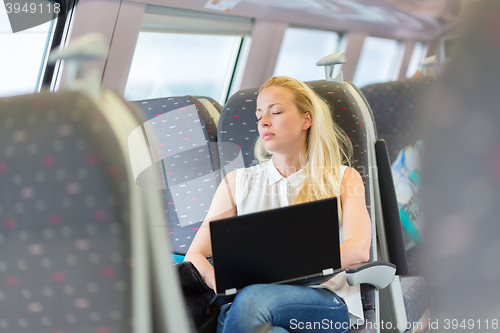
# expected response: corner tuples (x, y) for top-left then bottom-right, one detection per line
(256, 85), (311, 156)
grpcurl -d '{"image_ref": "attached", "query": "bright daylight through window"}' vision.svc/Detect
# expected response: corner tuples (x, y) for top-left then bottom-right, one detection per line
(274, 27), (340, 82)
(0, 5), (55, 97)
(353, 36), (402, 88)
(125, 32), (241, 105)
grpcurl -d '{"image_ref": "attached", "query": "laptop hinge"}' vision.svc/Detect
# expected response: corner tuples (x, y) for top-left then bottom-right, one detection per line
(323, 268), (334, 275)
(225, 288), (237, 296)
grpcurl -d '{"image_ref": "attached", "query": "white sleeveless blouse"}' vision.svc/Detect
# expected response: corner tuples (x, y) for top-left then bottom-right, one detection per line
(235, 159), (363, 321)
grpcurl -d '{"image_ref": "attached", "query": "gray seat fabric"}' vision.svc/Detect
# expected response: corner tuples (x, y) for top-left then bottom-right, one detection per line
(0, 91), (133, 332)
(362, 78), (435, 331)
(361, 77), (436, 162)
(131, 96), (222, 255)
(217, 81), (377, 333)
(400, 276), (429, 327)
(422, 0), (500, 323)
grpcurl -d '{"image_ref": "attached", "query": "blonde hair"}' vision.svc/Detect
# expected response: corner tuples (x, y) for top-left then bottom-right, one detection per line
(254, 76), (353, 204)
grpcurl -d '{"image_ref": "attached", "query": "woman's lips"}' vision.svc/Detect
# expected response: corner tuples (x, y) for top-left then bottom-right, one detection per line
(262, 132), (275, 140)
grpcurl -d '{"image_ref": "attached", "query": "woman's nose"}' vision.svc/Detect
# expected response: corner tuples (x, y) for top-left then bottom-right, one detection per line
(260, 114), (271, 126)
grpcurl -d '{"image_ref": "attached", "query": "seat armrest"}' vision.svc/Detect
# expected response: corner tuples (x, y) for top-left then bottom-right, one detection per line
(345, 261), (396, 289)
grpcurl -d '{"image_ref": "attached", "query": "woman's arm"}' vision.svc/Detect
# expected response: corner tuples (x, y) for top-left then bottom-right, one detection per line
(339, 167), (372, 269)
(184, 170), (237, 292)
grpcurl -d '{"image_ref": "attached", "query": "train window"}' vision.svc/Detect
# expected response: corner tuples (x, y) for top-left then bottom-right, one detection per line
(353, 36), (402, 88)
(125, 32), (241, 103)
(0, 6), (57, 97)
(124, 6), (252, 104)
(406, 42), (428, 78)
(273, 27), (341, 82)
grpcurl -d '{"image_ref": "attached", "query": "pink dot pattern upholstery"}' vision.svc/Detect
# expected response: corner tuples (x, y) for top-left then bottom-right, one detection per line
(131, 96), (222, 255)
(361, 77), (436, 162)
(0, 91), (133, 333)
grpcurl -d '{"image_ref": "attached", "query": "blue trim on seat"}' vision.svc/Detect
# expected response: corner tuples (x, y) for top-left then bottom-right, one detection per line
(172, 254), (185, 263)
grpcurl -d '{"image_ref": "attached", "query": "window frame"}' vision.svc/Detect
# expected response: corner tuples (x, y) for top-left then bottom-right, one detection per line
(40, 0), (79, 91)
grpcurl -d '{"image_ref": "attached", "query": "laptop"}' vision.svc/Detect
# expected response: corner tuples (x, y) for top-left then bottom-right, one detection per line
(209, 197), (342, 305)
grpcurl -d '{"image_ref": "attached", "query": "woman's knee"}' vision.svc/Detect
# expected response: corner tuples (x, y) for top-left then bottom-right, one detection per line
(229, 284), (283, 317)
(232, 284), (274, 308)
(233, 284), (340, 310)
(218, 284), (279, 331)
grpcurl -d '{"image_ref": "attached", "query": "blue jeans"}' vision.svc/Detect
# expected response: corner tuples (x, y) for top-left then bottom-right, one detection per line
(216, 284), (350, 333)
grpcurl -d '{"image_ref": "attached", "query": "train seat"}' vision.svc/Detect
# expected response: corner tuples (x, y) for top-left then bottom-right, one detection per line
(217, 80), (397, 333)
(341, 78), (432, 333)
(361, 76), (436, 260)
(360, 76), (437, 330)
(374, 138), (430, 333)
(312, 79), (432, 333)
(0, 91), (153, 332)
(22, 31), (194, 333)
(130, 96), (223, 260)
(360, 76), (436, 164)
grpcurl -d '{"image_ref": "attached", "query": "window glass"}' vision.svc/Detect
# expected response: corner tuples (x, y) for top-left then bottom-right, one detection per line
(406, 42), (428, 78)
(0, 6), (56, 97)
(124, 32), (242, 104)
(353, 36), (401, 88)
(273, 28), (340, 82)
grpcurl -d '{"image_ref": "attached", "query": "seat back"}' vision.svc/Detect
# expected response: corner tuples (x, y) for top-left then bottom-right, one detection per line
(0, 91), (143, 332)
(362, 77), (436, 262)
(361, 77), (436, 162)
(131, 96), (222, 256)
(217, 80), (379, 332)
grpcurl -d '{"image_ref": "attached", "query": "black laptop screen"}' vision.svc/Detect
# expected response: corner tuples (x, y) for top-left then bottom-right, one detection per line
(210, 197), (341, 293)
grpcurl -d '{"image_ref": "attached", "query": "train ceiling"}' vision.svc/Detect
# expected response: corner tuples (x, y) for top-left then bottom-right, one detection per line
(244, 0), (462, 27)
(161, 0), (464, 39)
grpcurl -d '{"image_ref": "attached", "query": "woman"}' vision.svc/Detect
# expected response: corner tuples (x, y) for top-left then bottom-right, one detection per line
(185, 76), (371, 332)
